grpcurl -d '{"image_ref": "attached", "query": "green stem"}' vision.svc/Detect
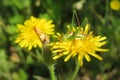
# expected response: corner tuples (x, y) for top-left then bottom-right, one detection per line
(105, 0), (109, 21)
(71, 10), (76, 27)
(70, 59), (80, 80)
(48, 64), (56, 80)
(24, 49), (44, 63)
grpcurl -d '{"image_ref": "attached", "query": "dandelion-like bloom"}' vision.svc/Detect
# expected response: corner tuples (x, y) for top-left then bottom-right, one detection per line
(110, 0), (120, 11)
(50, 24), (108, 66)
(15, 16), (54, 50)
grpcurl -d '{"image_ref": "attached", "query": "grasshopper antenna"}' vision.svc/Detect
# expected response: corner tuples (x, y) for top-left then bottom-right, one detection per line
(74, 10), (81, 26)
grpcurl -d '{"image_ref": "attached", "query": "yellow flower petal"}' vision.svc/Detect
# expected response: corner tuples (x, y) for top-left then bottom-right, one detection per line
(96, 48), (109, 52)
(89, 52), (103, 61)
(15, 16), (55, 50)
(64, 53), (72, 62)
(50, 23), (108, 66)
(110, 0), (120, 11)
(84, 24), (89, 34)
(53, 53), (64, 59)
(84, 53), (91, 62)
(98, 36), (107, 41)
(78, 55), (83, 66)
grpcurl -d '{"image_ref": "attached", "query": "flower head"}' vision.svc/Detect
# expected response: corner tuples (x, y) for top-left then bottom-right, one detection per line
(110, 0), (120, 11)
(50, 24), (108, 66)
(15, 16), (55, 50)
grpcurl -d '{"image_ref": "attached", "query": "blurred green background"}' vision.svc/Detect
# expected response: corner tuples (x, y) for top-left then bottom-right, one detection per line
(0, 0), (120, 80)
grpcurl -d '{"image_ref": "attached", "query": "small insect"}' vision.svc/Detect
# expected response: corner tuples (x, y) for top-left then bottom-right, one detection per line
(33, 26), (50, 44)
(63, 29), (86, 41)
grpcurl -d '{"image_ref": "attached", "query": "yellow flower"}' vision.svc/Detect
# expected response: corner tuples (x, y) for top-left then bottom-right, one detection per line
(50, 24), (108, 66)
(15, 16), (55, 50)
(110, 0), (120, 11)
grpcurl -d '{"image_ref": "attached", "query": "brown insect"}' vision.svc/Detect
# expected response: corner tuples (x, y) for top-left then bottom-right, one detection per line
(33, 26), (50, 45)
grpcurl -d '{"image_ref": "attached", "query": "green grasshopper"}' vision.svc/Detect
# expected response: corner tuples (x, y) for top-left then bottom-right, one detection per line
(62, 25), (86, 41)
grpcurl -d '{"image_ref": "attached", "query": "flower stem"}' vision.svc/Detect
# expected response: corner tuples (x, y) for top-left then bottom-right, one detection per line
(70, 59), (80, 80)
(105, 0), (109, 21)
(48, 64), (56, 80)
(24, 49), (44, 63)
